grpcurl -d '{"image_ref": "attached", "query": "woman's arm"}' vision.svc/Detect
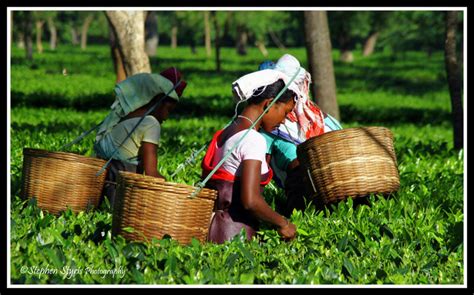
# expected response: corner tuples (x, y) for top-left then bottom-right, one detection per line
(140, 142), (166, 180)
(240, 159), (296, 240)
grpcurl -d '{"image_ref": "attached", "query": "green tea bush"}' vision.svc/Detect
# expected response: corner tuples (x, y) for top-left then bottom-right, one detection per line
(9, 44), (463, 284)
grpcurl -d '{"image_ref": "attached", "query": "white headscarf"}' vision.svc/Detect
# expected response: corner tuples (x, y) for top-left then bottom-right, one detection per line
(231, 69), (300, 102)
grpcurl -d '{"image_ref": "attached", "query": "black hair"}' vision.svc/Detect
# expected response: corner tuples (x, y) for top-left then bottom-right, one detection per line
(247, 79), (295, 105)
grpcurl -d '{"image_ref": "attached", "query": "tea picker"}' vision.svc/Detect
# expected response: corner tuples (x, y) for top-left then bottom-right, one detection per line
(113, 68), (302, 245)
(21, 72), (184, 215)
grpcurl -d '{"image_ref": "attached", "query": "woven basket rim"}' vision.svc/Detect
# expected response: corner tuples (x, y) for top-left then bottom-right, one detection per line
(299, 126), (393, 148)
(23, 148), (107, 166)
(117, 170), (218, 200)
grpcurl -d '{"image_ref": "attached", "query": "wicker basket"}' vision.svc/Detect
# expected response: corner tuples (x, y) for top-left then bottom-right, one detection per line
(112, 171), (218, 245)
(21, 148), (108, 215)
(296, 127), (400, 205)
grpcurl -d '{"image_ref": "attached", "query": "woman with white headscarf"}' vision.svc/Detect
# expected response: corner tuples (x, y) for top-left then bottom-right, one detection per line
(201, 69), (298, 244)
(258, 54), (343, 216)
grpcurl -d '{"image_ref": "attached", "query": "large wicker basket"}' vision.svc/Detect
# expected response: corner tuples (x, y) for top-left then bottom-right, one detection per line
(296, 127), (400, 205)
(21, 148), (108, 215)
(112, 171), (218, 245)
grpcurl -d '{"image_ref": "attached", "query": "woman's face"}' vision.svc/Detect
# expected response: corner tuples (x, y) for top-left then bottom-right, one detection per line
(261, 98), (295, 133)
(154, 100), (177, 123)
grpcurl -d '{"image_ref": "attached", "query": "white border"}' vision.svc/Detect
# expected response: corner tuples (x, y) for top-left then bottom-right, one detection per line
(6, 6), (468, 289)
(7, 7), (469, 11)
(7, 6), (12, 291)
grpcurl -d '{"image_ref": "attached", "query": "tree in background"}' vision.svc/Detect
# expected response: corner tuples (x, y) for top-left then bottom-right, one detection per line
(176, 11), (205, 54)
(328, 11), (371, 63)
(32, 12), (45, 54)
(156, 11), (205, 54)
(13, 11), (34, 60)
(105, 11), (150, 81)
(108, 21), (126, 83)
(204, 11), (212, 58)
(25, 11), (98, 53)
(57, 11), (81, 46)
(362, 11), (393, 56)
(44, 11), (58, 50)
(377, 11), (445, 58)
(52, 11), (103, 49)
(80, 13), (95, 50)
(304, 11), (340, 120)
(444, 11), (463, 151)
(211, 11), (222, 72)
(231, 11), (291, 57)
(171, 13), (178, 49)
(24, 12), (34, 60)
(145, 11), (159, 57)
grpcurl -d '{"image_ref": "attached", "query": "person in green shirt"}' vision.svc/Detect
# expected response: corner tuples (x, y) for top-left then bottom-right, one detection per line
(258, 54), (343, 216)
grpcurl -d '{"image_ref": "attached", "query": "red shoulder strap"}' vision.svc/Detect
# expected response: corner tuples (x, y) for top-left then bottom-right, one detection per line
(201, 129), (273, 186)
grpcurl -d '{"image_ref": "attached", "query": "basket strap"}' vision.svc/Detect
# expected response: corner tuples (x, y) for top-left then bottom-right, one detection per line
(169, 100), (246, 179)
(189, 67), (302, 198)
(59, 119), (105, 151)
(95, 80), (183, 177)
(305, 167), (318, 194)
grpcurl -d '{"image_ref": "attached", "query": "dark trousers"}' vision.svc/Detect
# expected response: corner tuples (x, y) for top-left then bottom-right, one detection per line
(102, 159), (138, 209)
(283, 165), (314, 217)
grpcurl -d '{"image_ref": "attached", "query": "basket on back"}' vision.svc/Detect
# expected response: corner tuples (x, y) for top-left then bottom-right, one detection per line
(112, 171), (218, 245)
(297, 127), (400, 205)
(21, 148), (108, 215)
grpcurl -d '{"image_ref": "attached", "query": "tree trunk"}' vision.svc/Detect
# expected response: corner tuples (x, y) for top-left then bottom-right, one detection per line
(236, 26), (247, 55)
(211, 11), (221, 72)
(190, 40), (197, 54)
(24, 12), (34, 61)
(171, 25), (178, 49)
(444, 11), (463, 150)
(145, 11), (159, 57)
(340, 50), (353, 63)
(363, 31), (379, 56)
(304, 11), (340, 120)
(71, 27), (79, 45)
(256, 40), (268, 57)
(338, 31), (353, 63)
(81, 14), (94, 50)
(223, 11), (232, 42)
(35, 20), (44, 54)
(47, 17), (57, 50)
(108, 25), (127, 83)
(204, 11), (212, 58)
(17, 33), (25, 49)
(269, 28), (286, 50)
(105, 11), (151, 78)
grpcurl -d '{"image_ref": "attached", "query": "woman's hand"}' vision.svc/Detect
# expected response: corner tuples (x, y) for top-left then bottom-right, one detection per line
(277, 219), (297, 240)
(240, 159), (297, 241)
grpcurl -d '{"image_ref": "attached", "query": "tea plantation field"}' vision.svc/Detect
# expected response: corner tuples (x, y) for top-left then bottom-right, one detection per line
(9, 45), (464, 285)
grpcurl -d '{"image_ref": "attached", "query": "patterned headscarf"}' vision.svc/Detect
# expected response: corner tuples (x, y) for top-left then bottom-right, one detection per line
(259, 54), (325, 143)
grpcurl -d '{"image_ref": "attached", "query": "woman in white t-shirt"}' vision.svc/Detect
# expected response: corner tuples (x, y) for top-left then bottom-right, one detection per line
(202, 70), (298, 244)
(94, 68), (187, 207)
